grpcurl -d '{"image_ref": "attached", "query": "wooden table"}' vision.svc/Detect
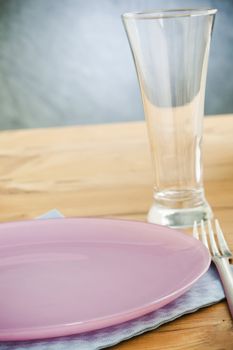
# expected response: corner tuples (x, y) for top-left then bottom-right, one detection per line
(0, 114), (232, 349)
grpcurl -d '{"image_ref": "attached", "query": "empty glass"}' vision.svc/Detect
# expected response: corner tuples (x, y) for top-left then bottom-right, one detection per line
(122, 9), (217, 228)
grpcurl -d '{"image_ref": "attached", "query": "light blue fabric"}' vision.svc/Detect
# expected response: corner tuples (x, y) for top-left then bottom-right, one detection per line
(0, 210), (230, 350)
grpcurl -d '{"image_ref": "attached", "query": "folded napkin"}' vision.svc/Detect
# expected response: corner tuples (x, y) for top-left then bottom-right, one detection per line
(0, 210), (231, 350)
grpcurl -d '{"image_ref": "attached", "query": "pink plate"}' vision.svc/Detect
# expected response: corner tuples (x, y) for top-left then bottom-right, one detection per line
(0, 218), (210, 341)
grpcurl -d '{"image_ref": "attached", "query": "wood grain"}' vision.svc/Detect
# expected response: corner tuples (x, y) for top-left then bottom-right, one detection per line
(0, 114), (232, 348)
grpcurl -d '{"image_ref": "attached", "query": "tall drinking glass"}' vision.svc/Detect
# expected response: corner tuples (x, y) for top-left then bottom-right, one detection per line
(122, 9), (217, 228)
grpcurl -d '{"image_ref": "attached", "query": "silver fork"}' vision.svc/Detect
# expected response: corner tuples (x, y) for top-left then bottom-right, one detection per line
(193, 219), (233, 318)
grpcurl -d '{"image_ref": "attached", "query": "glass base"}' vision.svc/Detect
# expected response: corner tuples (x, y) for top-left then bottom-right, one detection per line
(147, 190), (213, 228)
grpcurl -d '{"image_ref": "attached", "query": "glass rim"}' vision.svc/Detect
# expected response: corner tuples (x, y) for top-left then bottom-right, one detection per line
(122, 8), (217, 20)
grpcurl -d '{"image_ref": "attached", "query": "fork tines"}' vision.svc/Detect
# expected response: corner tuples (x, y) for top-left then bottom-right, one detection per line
(193, 219), (232, 259)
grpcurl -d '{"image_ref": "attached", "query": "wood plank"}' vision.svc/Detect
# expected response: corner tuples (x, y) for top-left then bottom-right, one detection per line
(0, 114), (232, 348)
(0, 115), (232, 222)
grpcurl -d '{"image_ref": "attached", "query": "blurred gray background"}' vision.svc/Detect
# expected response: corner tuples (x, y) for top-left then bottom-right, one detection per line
(0, 0), (232, 130)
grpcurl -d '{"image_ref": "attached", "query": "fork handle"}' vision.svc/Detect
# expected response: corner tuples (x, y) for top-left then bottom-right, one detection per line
(213, 257), (233, 318)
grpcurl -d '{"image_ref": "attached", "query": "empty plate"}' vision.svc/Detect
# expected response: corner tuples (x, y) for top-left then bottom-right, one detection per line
(0, 218), (210, 340)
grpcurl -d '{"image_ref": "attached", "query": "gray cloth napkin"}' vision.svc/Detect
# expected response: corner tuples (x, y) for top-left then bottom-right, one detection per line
(0, 210), (231, 350)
